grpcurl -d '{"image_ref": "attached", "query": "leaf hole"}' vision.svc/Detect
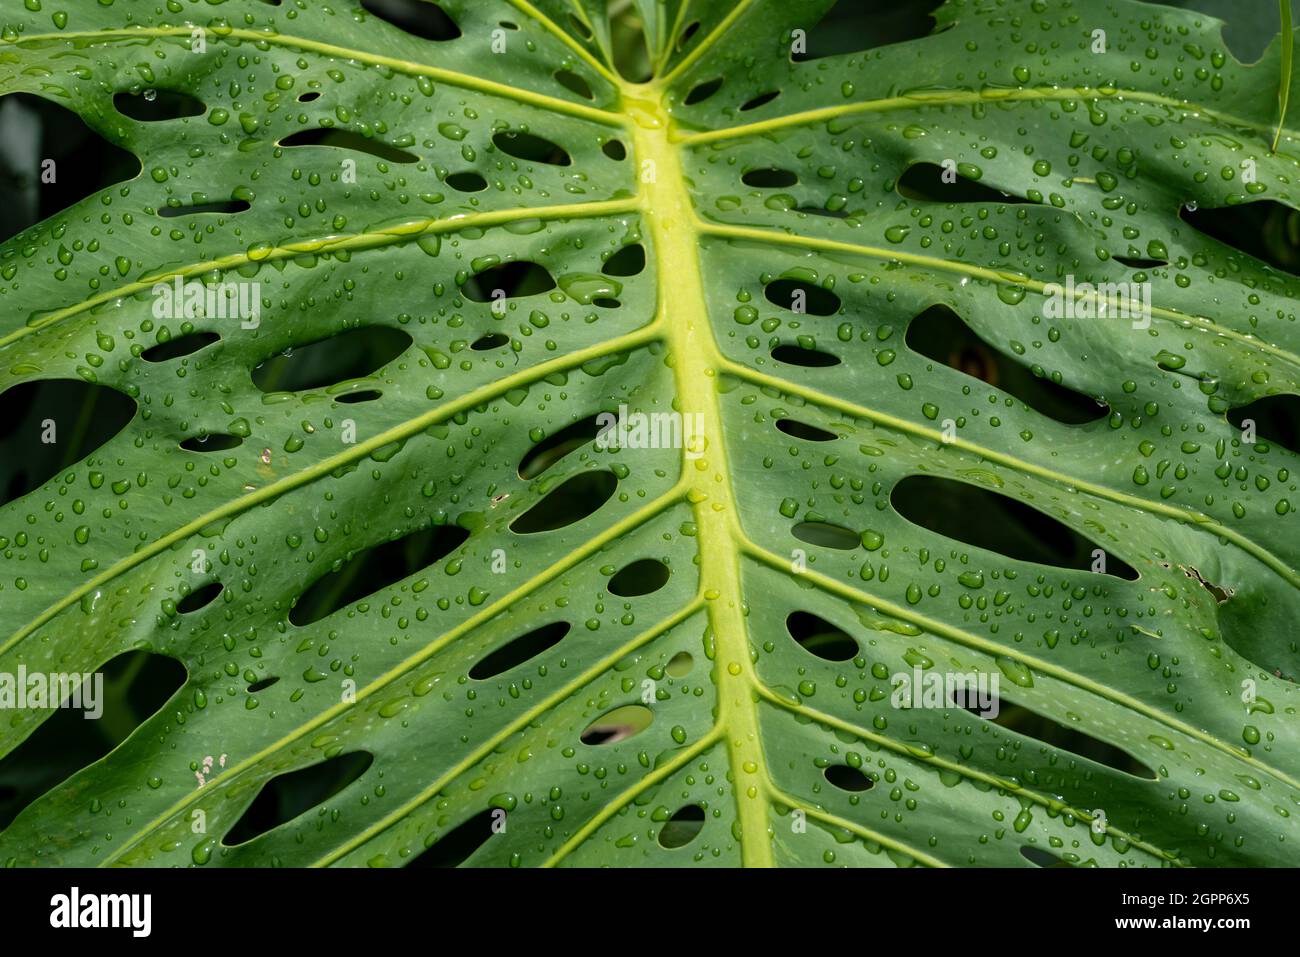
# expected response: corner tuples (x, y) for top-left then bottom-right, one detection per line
(0, 93), (140, 243)
(359, 0), (461, 41)
(897, 162), (1033, 205)
(461, 260), (557, 302)
(0, 651), (186, 831)
(567, 13), (594, 39)
(775, 418), (838, 442)
(742, 167), (798, 188)
(469, 622), (571, 680)
(792, 0), (943, 61)
(251, 326), (411, 393)
(158, 199), (250, 218)
(407, 809), (496, 867)
(601, 138), (627, 161)
(764, 278), (841, 316)
(510, 471), (618, 534)
(602, 242), (646, 276)
(790, 521), (861, 551)
(657, 804), (705, 848)
(517, 413), (606, 479)
(580, 704), (653, 745)
(1112, 254), (1167, 269)
(554, 69), (594, 100)
(824, 764), (873, 792)
(906, 305), (1108, 424)
(177, 581), (224, 614)
(113, 90), (205, 121)
(971, 696), (1156, 780)
(180, 433), (243, 453)
(771, 343), (841, 368)
(607, 558), (670, 597)
(445, 171), (488, 192)
(246, 676), (279, 693)
(491, 129), (571, 166)
(141, 331), (220, 363)
(666, 651), (694, 678)
(1020, 845), (1072, 867)
(739, 90), (782, 112)
(289, 522), (470, 627)
(334, 389), (383, 405)
(684, 77), (723, 105)
(278, 128), (418, 164)
(0, 380), (136, 509)
(786, 611), (859, 661)
(222, 751), (375, 846)
(471, 332), (511, 351)
(297, 91), (321, 103)
(891, 475), (1139, 579)
(1181, 200), (1300, 276)
(1227, 393), (1298, 455)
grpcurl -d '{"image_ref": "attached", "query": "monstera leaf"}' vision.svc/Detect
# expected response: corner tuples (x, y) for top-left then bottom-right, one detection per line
(0, 0), (1297, 869)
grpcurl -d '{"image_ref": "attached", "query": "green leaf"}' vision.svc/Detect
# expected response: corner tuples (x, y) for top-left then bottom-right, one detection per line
(0, 0), (1297, 868)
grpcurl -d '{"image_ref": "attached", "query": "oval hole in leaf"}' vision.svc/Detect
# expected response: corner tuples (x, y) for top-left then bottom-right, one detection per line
(684, 77), (723, 104)
(0, 651), (186, 830)
(158, 199), (250, 218)
(601, 138), (627, 161)
(785, 611), (859, 661)
(580, 704), (653, 745)
(335, 389), (383, 405)
(446, 171), (487, 192)
(222, 751), (375, 846)
(764, 278), (841, 316)
(518, 413), (606, 479)
(1021, 845), (1072, 868)
(491, 130), (571, 166)
(965, 694), (1156, 780)
(0, 380), (136, 509)
(177, 581), (224, 614)
(469, 621), (570, 680)
(251, 326), (411, 393)
(775, 418), (838, 442)
(289, 523), (470, 626)
(602, 243), (646, 276)
(113, 90), (205, 121)
(657, 804), (705, 848)
(1112, 254), (1167, 269)
(666, 651), (693, 678)
(567, 13), (594, 39)
(247, 676), (279, 693)
(608, 558), (670, 597)
(743, 168), (797, 188)
(297, 91), (320, 103)
(510, 471), (617, 534)
(554, 69), (594, 99)
(792, 0), (942, 60)
(461, 260), (557, 302)
(740, 90), (781, 111)
(180, 433), (242, 453)
(141, 331), (220, 363)
(771, 344), (841, 368)
(1181, 200), (1300, 276)
(360, 0), (461, 40)
(891, 475), (1138, 579)
(897, 163), (1032, 204)
(407, 809), (496, 867)
(471, 332), (511, 351)
(1227, 393), (1298, 454)
(906, 305), (1107, 424)
(677, 21), (701, 49)
(824, 764), (873, 792)
(791, 521), (860, 551)
(279, 128), (418, 164)
(0, 93), (141, 243)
